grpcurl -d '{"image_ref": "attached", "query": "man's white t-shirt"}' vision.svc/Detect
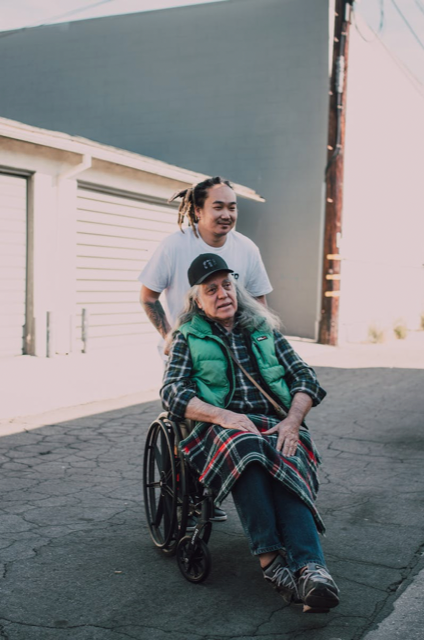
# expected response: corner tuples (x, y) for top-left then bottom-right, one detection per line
(138, 228), (272, 327)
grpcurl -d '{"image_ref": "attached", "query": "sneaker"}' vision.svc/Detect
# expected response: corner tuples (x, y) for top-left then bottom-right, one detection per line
(210, 506), (227, 522)
(263, 554), (299, 603)
(297, 563), (339, 610)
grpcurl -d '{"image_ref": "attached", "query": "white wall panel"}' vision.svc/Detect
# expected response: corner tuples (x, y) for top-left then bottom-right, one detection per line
(76, 188), (174, 351)
(0, 174), (27, 357)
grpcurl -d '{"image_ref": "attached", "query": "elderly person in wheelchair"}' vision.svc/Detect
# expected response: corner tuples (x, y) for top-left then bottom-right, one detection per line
(160, 253), (339, 611)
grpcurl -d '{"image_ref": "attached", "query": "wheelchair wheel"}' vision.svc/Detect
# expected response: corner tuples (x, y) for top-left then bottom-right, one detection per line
(176, 536), (211, 583)
(143, 416), (188, 554)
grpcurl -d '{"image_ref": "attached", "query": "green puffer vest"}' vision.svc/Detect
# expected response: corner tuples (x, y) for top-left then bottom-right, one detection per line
(179, 315), (292, 410)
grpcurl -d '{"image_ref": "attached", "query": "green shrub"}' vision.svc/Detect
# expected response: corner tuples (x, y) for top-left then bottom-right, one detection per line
(393, 320), (407, 340)
(368, 324), (385, 344)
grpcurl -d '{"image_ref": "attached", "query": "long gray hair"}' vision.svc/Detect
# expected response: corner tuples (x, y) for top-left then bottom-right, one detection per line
(174, 280), (282, 333)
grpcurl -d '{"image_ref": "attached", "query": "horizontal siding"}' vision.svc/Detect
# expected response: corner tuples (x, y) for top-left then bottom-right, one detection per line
(76, 188), (175, 350)
(0, 218), (26, 233)
(0, 325), (25, 339)
(77, 234), (158, 252)
(0, 302), (25, 317)
(0, 336), (25, 357)
(0, 263), (26, 276)
(0, 174), (26, 357)
(0, 243), (26, 257)
(77, 280), (141, 293)
(77, 312), (146, 327)
(77, 267), (142, 279)
(0, 255), (26, 269)
(77, 208), (175, 233)
(77, 256), (146, 270)
(78, 190), (176, 223)
(76, 243), (152, 260)
(75, 321), (150, 338)
(76, 332), (157, 351)
(0, 290), (26, 303)
(76, 301), (141, 315)
(0, 311), (25, 328)
(77, 221), (168, 244)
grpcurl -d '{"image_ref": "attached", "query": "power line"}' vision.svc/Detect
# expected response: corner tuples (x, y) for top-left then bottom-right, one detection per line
(353, 6), (379, 42)
(378, 34), (424, 98)
(0, 0), (117, 39)
(378, 0), (385, 33)
(354, 10), (424, 99)
(390, 0), (424, 52)
(352, 0), (385, 43)
(415, 0), (424, 16)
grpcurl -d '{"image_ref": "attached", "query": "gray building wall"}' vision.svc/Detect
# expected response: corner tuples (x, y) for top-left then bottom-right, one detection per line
(0, 0), (330, 338)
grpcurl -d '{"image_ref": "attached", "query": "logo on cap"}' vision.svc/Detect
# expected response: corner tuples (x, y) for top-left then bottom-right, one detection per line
(203, 259), (216, 269)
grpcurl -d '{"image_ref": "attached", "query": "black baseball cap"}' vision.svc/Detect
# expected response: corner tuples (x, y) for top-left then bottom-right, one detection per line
(188, 253), (234, 286)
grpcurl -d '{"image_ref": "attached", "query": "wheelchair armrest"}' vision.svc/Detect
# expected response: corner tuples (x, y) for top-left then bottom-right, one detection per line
(159, 412), (195, 441)
(179, 419), (195, 440)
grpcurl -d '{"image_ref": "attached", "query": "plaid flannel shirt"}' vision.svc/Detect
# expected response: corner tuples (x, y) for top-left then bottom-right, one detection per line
(161, 317), (326, 421)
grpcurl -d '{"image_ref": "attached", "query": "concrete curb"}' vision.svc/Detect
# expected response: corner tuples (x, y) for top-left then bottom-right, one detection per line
(362, 567), (424, 640)
(0, 388), (159, 437)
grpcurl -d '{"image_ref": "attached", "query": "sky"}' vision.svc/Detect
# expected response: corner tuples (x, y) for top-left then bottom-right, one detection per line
(0, 0), (423, 84)
(0, 0), (227, 31)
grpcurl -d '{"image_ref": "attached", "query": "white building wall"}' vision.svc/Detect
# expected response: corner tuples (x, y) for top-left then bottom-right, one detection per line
(30, 172), (57, 356)
(0, 134), (197, 357)
(55, 177), (78, 354)
(339, 21), (424, 342)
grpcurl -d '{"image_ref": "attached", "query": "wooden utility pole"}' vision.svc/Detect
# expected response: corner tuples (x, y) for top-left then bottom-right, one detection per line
(318, 0), (353, 345)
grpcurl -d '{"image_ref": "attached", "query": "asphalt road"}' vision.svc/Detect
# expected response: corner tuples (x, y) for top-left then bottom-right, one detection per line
(1, 366), (424, 640)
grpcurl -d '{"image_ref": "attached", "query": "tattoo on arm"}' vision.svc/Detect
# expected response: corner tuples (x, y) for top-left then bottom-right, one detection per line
(142, 300), (171, 338)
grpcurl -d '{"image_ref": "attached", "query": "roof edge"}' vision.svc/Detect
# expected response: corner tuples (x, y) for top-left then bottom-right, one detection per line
(0, 117), (265, 202)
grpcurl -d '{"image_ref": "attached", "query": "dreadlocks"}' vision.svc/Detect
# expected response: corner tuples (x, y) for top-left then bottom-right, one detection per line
(168, 176), (233, 237)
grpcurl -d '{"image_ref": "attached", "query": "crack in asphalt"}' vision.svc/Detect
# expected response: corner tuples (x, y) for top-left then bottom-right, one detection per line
(0, 619), (141, 638)
(0, 622), (11, 640)
(1, 563), (8, 581)
(251, 602), (290, 635)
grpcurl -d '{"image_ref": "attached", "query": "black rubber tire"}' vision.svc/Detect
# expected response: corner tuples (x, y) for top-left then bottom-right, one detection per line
(176, 536), (211, 583)
(162, 420), (189, 556)
(143, 417), (188, 553)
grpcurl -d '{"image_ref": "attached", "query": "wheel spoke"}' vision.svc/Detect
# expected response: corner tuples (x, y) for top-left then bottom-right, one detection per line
(162, 484), (175, 499)
(163, 491), (172, 532)
(154, 495), (164, 527)
(160, 431), (170, 470)
(154, 444), (163, 472)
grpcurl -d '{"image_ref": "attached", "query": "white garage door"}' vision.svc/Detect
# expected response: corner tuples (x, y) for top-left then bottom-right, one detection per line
(76, 186), (176, 351)
(0, 174), (27, 357)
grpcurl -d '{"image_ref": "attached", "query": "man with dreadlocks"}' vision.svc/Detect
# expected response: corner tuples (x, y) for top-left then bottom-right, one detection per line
(138, 176), (272, 357)
(139, 176), (272, 525)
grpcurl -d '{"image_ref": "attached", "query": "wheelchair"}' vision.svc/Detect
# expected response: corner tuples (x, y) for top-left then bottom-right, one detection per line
(143, 412), (217, 583)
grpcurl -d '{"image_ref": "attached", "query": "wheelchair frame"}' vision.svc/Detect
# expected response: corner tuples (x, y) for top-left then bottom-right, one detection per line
(143, 412), (214, 582)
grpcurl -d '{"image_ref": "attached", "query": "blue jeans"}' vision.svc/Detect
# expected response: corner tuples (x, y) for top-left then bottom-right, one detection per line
(231, 462), (326, 574)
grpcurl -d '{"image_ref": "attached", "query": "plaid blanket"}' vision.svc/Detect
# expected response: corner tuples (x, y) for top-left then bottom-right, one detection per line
(180, 414), (325, 534)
